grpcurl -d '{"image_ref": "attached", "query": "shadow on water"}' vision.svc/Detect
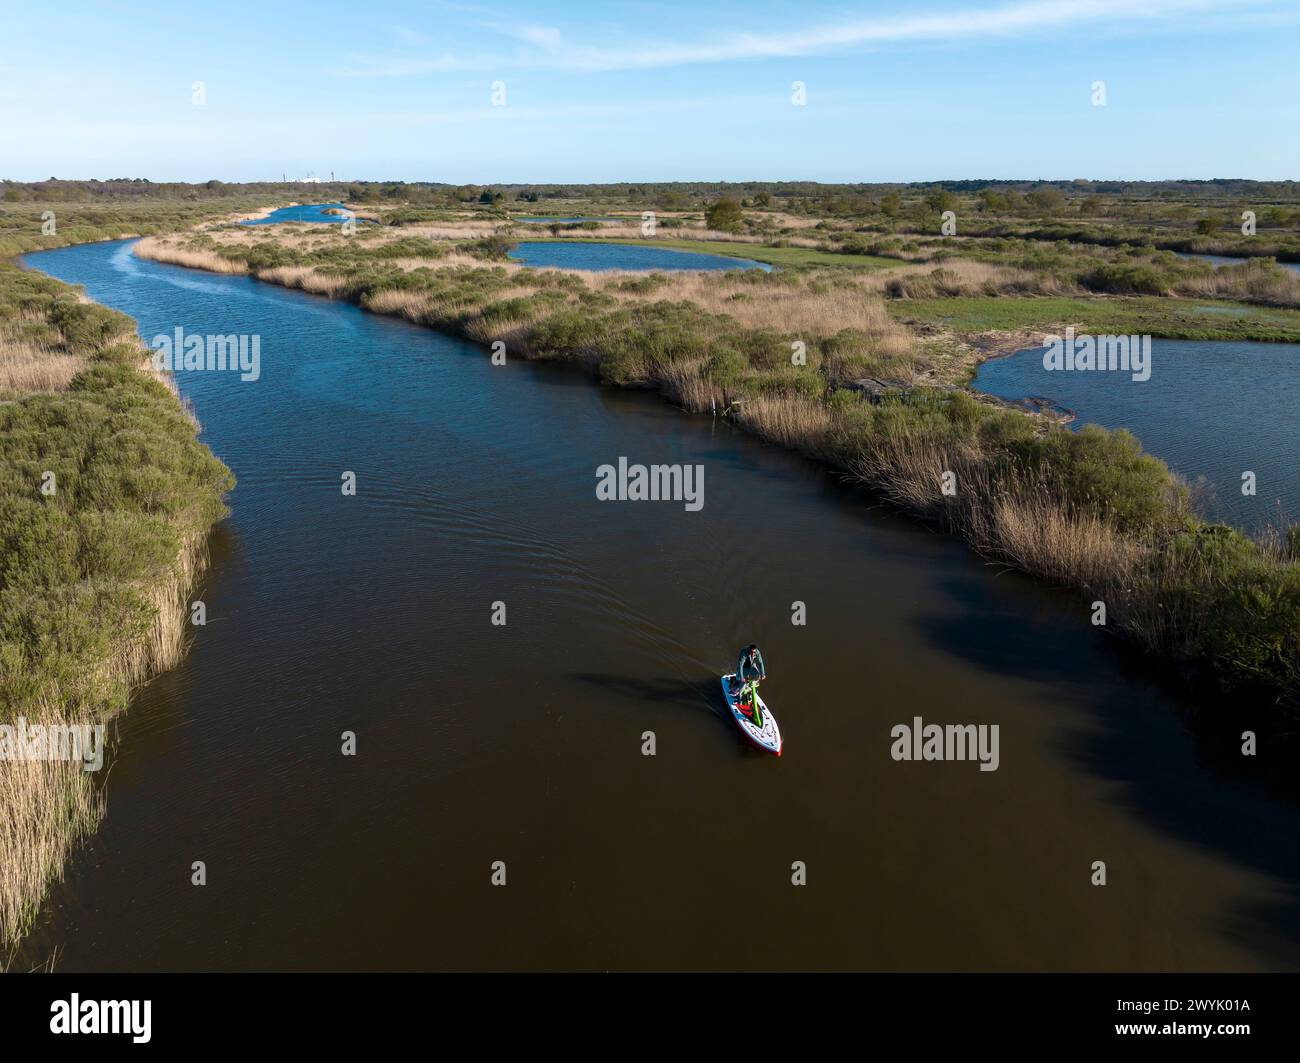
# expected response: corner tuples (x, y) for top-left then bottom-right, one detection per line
(570, 671), (724, 719)
(568, 672), (778, 758)
(917, 562), (1300, 967)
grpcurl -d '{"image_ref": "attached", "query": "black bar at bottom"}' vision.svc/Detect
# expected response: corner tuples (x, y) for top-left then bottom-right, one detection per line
(0, 972), (1293, 1049)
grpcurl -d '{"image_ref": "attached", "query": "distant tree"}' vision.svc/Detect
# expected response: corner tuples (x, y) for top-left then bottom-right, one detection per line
(1195, 217), (1218, 235)
(705, 197), (745, 233)
(925, 189), (956, 214)
(1029, 187), (1065, 213)
(752, 191), (772, 208)
(879, 193), (901, 218)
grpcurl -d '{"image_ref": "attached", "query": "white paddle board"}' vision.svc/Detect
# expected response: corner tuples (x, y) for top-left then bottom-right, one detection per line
(721, 673), (783, 756)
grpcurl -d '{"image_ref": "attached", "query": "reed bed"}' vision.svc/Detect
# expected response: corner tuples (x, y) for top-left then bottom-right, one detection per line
(0, 334), (83, 393)
(1174, 260), (1300, 308)
(0, 265), (233, 953)
(130, 241), (249, 274)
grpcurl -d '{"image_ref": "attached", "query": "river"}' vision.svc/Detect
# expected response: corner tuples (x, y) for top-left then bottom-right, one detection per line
(241, 203), (352, 225)
(15, 239), (1300, 971)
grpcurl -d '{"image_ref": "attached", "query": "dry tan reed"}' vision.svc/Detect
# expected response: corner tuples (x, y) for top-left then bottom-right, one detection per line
(735, 394), (837, 455)
(133, 238), (250, 274)
(0, 337), (82, 393)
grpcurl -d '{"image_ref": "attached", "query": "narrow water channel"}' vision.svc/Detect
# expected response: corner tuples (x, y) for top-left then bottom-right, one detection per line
(17, 239), (1300, 971)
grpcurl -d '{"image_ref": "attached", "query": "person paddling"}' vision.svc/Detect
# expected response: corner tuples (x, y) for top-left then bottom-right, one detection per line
(733, 644), (767, 724)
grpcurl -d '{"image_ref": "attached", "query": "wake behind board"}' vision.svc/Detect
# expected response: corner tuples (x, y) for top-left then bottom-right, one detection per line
(721, 674), (783, 756)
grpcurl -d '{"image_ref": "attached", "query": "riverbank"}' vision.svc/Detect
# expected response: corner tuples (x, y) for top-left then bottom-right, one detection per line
(0, 262), (234, 955)
(134, 229), (1300, 703)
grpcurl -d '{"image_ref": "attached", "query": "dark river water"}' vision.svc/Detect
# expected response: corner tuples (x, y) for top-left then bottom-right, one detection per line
(975, 339), (1300, 530)
(16, 239), (1300, 971)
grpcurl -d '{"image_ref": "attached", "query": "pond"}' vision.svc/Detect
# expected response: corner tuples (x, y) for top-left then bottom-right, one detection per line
(509, 240), (770, 272)
(975, 337), (1300, 529)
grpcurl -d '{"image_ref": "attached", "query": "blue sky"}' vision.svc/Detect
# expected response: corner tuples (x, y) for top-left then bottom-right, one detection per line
(3, 0), (1297, 183)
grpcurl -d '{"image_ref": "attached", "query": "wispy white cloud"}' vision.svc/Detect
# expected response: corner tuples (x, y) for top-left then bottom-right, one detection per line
(580, 0), (1237, 69)
(337, 0), (1272, 76)
(490, 24), (564, 51)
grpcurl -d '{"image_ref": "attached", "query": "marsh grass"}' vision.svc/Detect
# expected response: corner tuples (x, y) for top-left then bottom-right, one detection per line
(890, 294), (1300, 343)
(0, 264), (233, 952)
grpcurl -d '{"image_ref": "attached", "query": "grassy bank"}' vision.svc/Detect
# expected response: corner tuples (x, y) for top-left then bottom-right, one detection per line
(0, 263), (234, 953)
(136, 227), (1300, 704)
(890, 294), (1300, 343)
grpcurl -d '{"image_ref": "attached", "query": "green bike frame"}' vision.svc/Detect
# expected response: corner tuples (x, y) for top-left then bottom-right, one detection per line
(740, 679), (764, 727)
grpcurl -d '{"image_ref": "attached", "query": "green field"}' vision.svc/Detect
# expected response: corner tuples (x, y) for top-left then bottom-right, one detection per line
(889, 295), (1300, 342)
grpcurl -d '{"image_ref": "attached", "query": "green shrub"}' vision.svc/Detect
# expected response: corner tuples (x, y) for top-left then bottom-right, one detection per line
(0, 264), (234, 728)
(457, 234), (516, 261)
(705, 198), (745, 234)
(1009, 424), (1180, 533)
(1079, 262), (1172, 295)
(705, 347), (748, 390)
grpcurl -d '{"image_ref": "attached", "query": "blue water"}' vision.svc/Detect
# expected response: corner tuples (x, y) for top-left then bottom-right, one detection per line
(242, 202), (352, 225)
(975, 338), (1300, 529)
(509, 241), (771, 272)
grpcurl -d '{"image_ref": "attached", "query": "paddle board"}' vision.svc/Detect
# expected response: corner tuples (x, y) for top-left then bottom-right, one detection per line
(721, 673), (783, 756)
